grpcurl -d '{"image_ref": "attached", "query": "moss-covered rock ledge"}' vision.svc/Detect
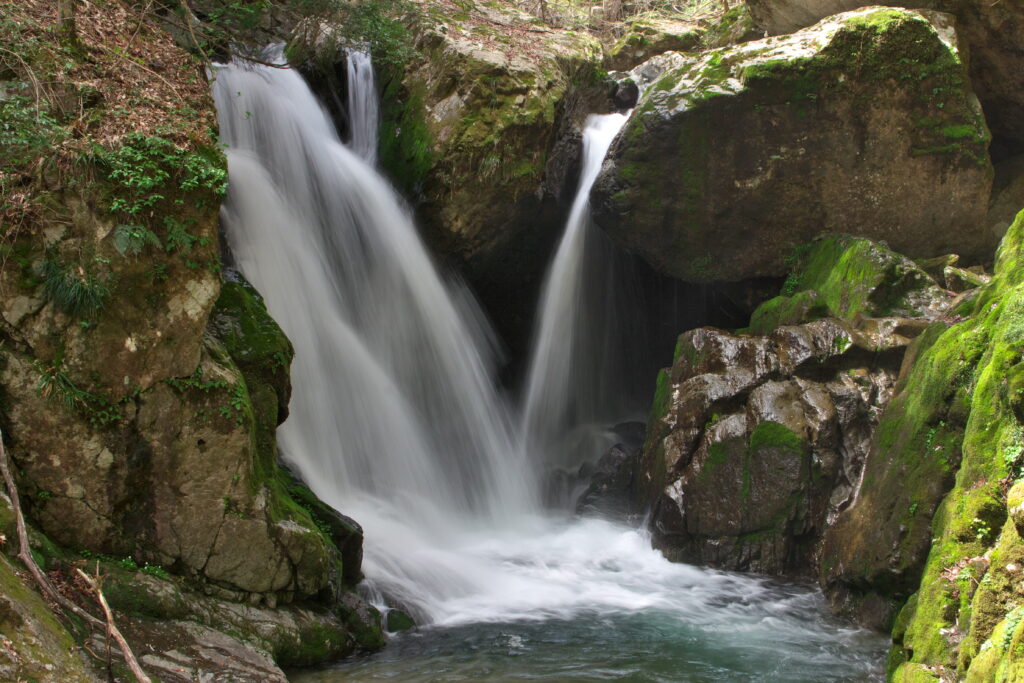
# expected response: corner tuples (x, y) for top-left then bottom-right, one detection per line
(592, 7), (993, 283)
(835, 208), (1024, 681)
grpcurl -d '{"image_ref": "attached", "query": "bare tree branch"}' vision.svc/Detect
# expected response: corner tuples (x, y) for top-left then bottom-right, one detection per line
(76, 568), (152, 683)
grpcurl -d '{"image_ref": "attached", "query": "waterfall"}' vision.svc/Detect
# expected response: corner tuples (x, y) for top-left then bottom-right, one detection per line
(345, 49), (378, 165)
(213, 49), (539, 616)
(213, 52), (889, 680)
(520, 113), (633, 501)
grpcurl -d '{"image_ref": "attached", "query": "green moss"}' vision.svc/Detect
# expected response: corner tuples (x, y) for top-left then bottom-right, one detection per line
(772, 234), (944, 321)
(890, 211), (1024, 676)
(699, 440), (731, 481)
(0, 555), (93, 679)
(386, 608), (415, 632)
(276, 619), (353, 668)
(378, 76), (433, 197)
(639, 368), (674, 503)
(748, 421), (805, 454)
(746, 291), (830, 334)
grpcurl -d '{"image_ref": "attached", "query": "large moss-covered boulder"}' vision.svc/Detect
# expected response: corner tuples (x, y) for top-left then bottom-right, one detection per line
(744, 0), (1024, 155)
(592, 8), (993, 283)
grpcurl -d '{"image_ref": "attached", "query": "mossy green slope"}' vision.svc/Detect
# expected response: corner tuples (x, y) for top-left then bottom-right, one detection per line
(842, 209), (1024, 680)
(0, 555), (98, 681)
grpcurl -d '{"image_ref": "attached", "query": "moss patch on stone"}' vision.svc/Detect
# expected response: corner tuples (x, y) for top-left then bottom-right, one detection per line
(748, 234), (949, 330)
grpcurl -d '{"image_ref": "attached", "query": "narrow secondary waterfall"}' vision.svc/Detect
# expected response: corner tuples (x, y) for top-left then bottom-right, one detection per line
(345, 49), (378, 165)
(215, 50), (887, 680)
(520, 113), (632, 498)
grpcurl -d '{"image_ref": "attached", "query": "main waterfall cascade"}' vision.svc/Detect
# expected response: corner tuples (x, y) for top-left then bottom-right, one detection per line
(214, 50), (887, 679)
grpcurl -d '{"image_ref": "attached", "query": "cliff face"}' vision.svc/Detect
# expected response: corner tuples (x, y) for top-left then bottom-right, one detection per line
(2, 0), (1024, 678)
(0, 0), (380, 677)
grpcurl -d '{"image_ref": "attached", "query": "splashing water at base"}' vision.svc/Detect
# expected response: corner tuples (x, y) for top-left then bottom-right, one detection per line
(213, 50), (886, 679)
(297, 518), (886, 681)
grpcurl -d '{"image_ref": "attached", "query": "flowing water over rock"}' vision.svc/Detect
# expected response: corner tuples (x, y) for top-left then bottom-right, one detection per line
(213, 49), (886, 679)
(520, 113), (634, 497)
(345, 49), (378, 165)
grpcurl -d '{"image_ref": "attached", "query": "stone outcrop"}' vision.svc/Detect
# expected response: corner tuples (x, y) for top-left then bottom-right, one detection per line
(592, 7), (993, 283)
(377, 0), (603, 274)
(94, 565), (381, 681)
(743, 0), (1024, 156)
(638, 235), (956, 576)
(605, 6), (760, 71)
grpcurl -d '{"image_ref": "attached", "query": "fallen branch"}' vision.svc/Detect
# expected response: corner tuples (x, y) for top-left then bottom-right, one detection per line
(76, 567), (151, 683)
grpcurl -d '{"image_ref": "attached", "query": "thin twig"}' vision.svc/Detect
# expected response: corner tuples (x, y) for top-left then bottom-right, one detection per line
(76, 567), (151, 683)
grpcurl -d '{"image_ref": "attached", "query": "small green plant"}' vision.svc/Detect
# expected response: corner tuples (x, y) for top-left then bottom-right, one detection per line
(36, 360), (93, 412)
(41, 257), (110, 317)
(973, 517), (993, 543)
(112, 224), (162, 257)
(164, 217), (210, 254)
(94, 133), (226, 220)
(164, 367), (229, 393)
(141, 564), (171, 579)
(223, 496), (245, 518)
(832, 335), (852, 355)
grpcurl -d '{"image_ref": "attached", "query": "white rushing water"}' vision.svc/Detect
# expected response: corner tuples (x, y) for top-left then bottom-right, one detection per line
(345, 49), (378, 165)
(213, 51), (885, 678)
(520, 113), (631, 497)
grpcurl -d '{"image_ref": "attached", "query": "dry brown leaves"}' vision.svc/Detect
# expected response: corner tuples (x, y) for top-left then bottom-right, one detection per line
(5, 0), (215, 152)
(421, 0), (574, 65)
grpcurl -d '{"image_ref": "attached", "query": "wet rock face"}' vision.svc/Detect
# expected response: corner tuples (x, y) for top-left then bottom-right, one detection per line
(592, 8), (994, 283)
(639, 233), (959, 576)
(575, 443), (641, 520)
(744, 0), (1024, 156)
(642, 320), (906, 575)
